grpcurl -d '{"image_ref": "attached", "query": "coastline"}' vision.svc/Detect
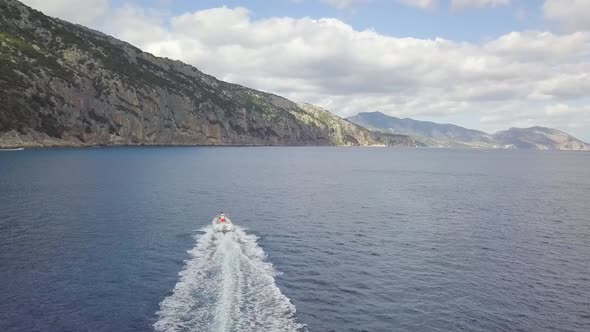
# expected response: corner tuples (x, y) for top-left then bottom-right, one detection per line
(2, 142), (589, 152)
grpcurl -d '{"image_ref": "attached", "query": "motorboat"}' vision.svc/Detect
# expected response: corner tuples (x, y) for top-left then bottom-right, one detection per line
(212, 212), (236, 234)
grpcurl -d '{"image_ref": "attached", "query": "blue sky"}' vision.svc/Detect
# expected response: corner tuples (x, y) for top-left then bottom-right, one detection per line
(114, 0), (546, 41)
(20, 0), (590, 141)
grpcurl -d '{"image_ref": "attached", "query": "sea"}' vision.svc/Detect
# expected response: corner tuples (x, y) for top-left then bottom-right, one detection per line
(0, 147), (589, 332)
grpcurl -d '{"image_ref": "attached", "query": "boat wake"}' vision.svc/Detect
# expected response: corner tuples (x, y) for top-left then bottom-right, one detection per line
(154, 227), (305, 332)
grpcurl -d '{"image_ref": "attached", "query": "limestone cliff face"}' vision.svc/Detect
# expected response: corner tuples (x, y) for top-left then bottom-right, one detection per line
(0, 0), (415, 148)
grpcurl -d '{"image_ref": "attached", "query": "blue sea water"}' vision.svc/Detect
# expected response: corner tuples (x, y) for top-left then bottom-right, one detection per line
(0, 147), (589, 332)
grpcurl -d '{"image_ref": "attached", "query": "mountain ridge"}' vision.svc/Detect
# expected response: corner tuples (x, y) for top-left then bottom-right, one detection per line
(348, 112), (589, 150)
(348, 112), (495, 148)
(0, 0), (416, 148)
(492, 126), (589, 150)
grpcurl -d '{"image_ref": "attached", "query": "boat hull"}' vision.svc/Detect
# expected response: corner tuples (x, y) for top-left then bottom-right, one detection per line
(212, 215), (236, 233)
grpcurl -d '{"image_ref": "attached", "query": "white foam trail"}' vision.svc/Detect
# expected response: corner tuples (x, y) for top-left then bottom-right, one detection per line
(155, 227), (305, 332)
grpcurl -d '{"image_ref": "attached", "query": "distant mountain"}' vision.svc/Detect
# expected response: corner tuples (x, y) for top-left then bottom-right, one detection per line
(0, 0), (415, 148)
(348, 112), (589, 150)
(493, 127), (590, 150)
(348, 112), (495, 148)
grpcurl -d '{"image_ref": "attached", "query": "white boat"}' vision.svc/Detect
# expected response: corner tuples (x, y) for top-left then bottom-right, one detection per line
(212, 213), (236, 234)
(0, 148), (24, 151)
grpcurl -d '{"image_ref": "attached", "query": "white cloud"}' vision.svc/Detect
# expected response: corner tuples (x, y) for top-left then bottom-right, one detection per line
(531, 71), (590, 100)
(544, 104), (573, 116)
(320, 0), (438, 9)
(104, 6), (169, 47)
(543, 0), (590, 31)
(96, 6), (590, 140)
(484, 31), (590, 62)
(397, 0), (437, 9)
(321, 0), (369, 9)
(452, 0), (510, 10)
(20, 0), (108, 26)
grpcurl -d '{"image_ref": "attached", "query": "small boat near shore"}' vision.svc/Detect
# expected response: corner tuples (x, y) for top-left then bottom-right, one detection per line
(0, 148), (25, 151)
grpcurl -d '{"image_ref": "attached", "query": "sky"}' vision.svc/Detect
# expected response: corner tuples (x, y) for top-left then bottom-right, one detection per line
(20, 0), (590, 141)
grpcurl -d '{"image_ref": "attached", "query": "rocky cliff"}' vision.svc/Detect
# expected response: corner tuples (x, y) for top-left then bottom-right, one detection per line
(0, 0), (415, 148)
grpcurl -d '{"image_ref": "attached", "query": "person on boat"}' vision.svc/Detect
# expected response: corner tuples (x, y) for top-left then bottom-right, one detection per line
(219, 213), (226, 223)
